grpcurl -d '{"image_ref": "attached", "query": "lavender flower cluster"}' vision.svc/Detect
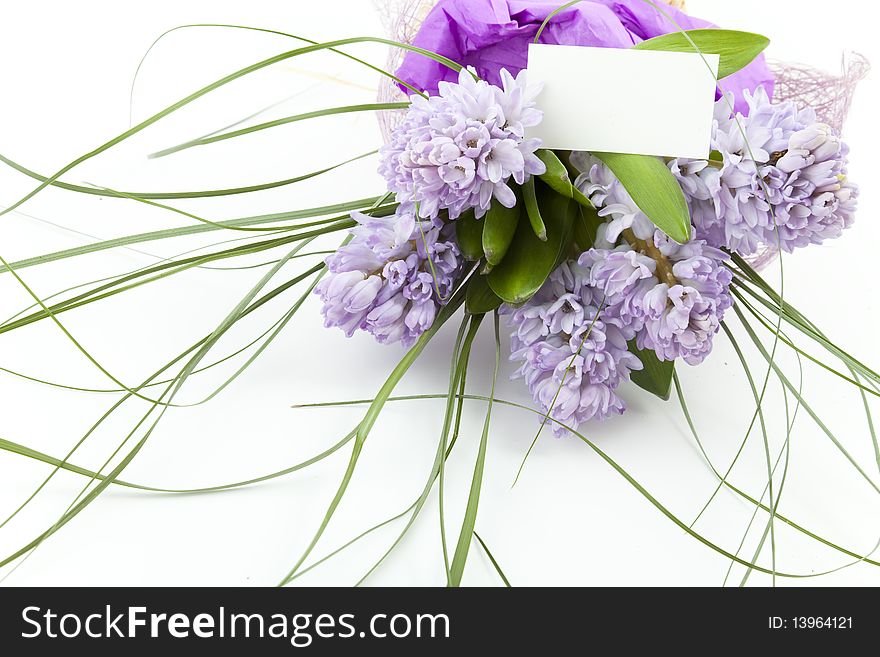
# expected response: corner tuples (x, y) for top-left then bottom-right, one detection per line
(507, 230), (733, 433)
(379, 67), (546, 221)
(315, 206), (462, 347)
(520, 84), (859, 432)
(672, 87), (858, 255)
(318, 69), (545, 347)
(584, 235), (734, 366)
(506, 147), (738, 433)
(572, 154), (735, 365)
(505, 261), (643, 435)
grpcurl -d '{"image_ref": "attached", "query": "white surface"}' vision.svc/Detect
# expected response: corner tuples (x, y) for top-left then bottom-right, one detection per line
(526, 44), (719, 157)
(0, 0), (877, 587)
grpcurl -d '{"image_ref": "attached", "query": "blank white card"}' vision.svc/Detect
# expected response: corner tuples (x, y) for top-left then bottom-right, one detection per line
(525, 44), (720, 159)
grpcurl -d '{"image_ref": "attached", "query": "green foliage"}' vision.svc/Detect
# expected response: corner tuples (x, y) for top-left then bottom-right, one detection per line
(487, 184), (577, 304)
(483, 195), (522, 267)
(634, 28), (770, 80)
(454, 209), (485, 262)
(466, 274), (503, 316)
(522, 177), (547, 241)
(536, 150), (593, 208)
(628, 343), (675, 401)
(593, 152), (691, 244)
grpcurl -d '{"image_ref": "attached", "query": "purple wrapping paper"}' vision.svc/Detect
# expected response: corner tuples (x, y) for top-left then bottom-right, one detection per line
(396, 0), (773, 113)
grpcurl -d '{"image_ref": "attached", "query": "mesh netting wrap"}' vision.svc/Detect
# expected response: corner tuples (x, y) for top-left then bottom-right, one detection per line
(770, 53), (869, 135)
(374, 0), (436, 142)
(373, 0), (868, 269)
(745, 53), (869, 270)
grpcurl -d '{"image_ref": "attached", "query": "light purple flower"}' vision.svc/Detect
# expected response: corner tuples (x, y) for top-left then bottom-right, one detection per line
(315, 206), (463, 347)
(504, 261), (643, 435)
(672, 87), (859, 255)
(582, 233), (733, 366)
(379, 67), (546, 221)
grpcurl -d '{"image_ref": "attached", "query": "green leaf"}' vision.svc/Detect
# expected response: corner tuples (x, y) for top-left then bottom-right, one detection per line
(593, 152), (691, 244)
(466, 275), (503, 315)
(573, 203), (604, 252)
(454, 209), (484, 261)
(536, 150), (593, 209)
(536, 150), (572, 196)
(488, 186), (576, 305)
(629, 343), (675, 401)
(482, 194), (521, 267)
(571, 186), (593, 209)
(535, 148), (593, 208)
(522, 178), (547, 241)
(634, 29), (770, 80)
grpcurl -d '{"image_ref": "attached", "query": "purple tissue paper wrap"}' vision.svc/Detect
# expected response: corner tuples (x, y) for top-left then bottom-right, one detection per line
(395, 0), (773, 113)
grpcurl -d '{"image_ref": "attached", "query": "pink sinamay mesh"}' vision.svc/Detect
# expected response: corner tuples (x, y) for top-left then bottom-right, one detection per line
(769, 54), (870, 135)
(372, 0), (869, 269)
(374, 0), (436, 142)
(743, 53), (869, 269)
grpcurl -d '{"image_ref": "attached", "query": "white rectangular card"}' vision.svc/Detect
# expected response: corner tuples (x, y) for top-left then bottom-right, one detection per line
(525, 44), (720, 159)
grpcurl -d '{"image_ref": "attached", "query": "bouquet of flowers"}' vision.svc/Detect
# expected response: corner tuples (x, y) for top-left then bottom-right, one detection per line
(0, 0), (876, 587)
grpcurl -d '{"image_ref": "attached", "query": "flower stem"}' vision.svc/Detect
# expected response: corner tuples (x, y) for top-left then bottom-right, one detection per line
(622, 228), (678, 286)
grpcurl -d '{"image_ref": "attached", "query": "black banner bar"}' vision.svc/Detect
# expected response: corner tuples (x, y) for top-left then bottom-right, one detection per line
(0, 587), (874, 653)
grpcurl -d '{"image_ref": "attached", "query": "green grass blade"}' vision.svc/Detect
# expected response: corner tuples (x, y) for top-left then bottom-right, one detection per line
(0, 35), (463, 218)
(449, 312), (501, 586)
(441, 318), (476, 581)
(730, 256), (880, 386)
(732, 290), (880, 398)
(286, 505), (416, 584)
(128, 23), (432, 112)
(151, 103), (409, 158)
(278, 285), (468, 585)
(353, 315), (483, 587)
(474, 531), (512, 587)
(0, 150), (377, 202)
(673, 376), (879, 568)
(300, 392), (880, 572)
(0, 223), (351, 336)
(0, 198), (387, 274)
(295, 393), (818, 579)
(290, 319), (482, 587)
(688, 321), (770, 530)
(0, 254), (327, 550)
(733, 305), (880, 495)
(0, 430), (356, 495)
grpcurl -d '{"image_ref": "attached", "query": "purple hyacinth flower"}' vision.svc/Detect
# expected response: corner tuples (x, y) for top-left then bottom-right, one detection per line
(316, 206), (464, 347)
(379, 66), (546, 221)
(504, 261), (643, 435)
(671, 87), (859, 255)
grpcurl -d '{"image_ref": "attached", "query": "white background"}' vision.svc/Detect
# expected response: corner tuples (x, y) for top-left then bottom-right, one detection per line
(0, 0), (877, 587)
